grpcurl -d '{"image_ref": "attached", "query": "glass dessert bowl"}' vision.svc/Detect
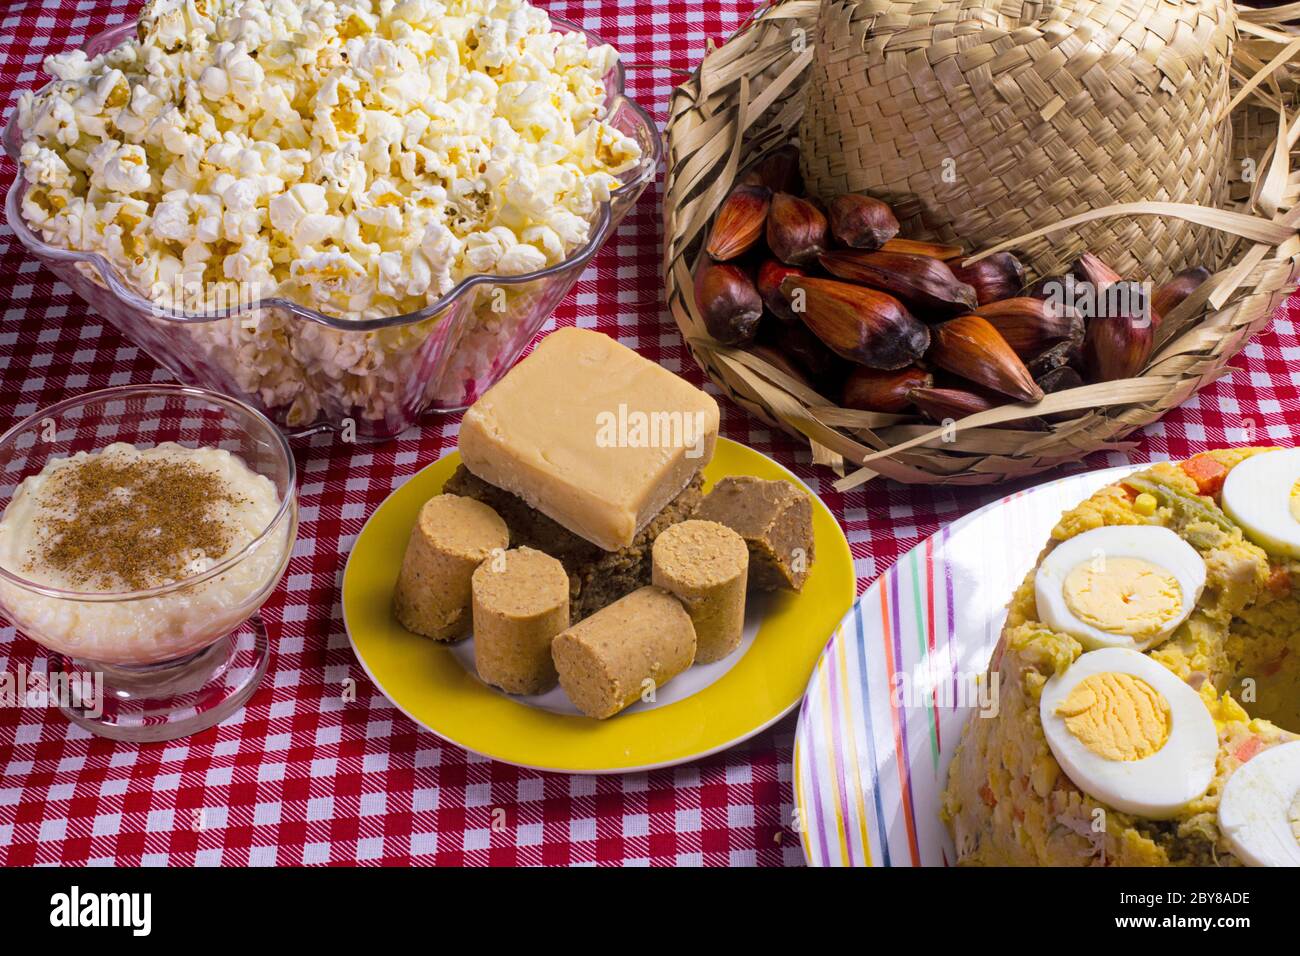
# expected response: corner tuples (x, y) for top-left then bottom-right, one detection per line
(1, 17), (661, 441)
(0, 385), (298, 741)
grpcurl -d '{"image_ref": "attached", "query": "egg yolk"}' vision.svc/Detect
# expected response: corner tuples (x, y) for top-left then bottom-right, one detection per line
(1063, 556), (1182, 638)
(1289, 479), (1300, 523)
(1055, 671), (1171, 761)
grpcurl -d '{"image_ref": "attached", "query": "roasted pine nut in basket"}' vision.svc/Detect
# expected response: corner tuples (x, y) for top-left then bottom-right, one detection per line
(664, 0), (1300, 487)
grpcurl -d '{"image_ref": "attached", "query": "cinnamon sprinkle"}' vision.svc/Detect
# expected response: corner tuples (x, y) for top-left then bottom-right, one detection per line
(22, 451), (251, 591)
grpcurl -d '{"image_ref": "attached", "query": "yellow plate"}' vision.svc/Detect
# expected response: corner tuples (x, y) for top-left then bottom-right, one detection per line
(342, 438), (855, 773)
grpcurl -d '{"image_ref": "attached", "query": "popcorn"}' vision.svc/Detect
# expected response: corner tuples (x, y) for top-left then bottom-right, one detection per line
(151, 199), (192, 242)
(19, 142), (72, 189)
(497, 243), (547, 276)
(268, 183), (327, 236)
(17, 0), (640, 427)
(86, 141), (152, 195)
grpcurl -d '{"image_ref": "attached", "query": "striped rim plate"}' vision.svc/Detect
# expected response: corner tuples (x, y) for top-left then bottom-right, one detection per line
(794, 464), (1143, 866)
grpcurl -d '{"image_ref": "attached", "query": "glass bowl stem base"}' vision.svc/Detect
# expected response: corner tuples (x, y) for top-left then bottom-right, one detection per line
(53, 614), (270, 742)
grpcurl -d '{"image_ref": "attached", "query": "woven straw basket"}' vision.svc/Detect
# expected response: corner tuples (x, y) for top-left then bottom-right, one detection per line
(663, 0), (1300, 487)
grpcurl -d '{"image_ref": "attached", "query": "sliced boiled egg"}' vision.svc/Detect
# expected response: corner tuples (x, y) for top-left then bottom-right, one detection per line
(1221, 447), (1300, 558)
(1040, 648), (1218, 819)
(1218, 740), (1300, 867)
(1035, 525), (1206, 651)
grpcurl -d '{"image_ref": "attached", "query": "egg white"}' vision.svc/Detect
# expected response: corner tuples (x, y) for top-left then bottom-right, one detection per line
(1218, 740), (1300, 867)
(1034, 525), (1206, 651)
(1039, 648), (1218, 820)
(1221, 447), (1300, 558)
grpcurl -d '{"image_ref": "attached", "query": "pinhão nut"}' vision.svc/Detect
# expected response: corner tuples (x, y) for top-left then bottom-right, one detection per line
(819, 250), (977, 316)
(779, 274), (930, 370)
(760, 317), (846, 382)
(827, 194), (899, 250)
(841, 365), (932, 413)
(739, 144), (802, 194)
(951, 252), (1026, 306)
(706, 184), (770, 262)
(880, 238), (965, 261)
(694, 261), (762, 346)
(767, 192), (829, 266)
(928, 314), (1044, 403)
(1070, 252), (1123, 291)
(973, 297), (1081, 359)
(1083, 311), (1154, 382)
(1151, 266), (1211, 323)
(756, 259), (805, 324)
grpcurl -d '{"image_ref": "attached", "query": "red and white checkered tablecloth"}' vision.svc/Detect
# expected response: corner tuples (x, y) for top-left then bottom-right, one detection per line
(1, 0), (1298, 868)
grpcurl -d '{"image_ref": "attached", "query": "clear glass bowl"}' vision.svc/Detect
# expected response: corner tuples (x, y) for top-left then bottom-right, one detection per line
(1, 18), (661, 440)
(0, 385), (298, 741)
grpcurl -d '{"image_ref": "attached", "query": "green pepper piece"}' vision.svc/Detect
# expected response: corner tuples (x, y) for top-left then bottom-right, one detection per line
(1123, 474), (1238, 536)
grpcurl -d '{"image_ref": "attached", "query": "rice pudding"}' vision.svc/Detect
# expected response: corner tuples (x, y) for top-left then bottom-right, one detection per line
(0, 442), (290, 665)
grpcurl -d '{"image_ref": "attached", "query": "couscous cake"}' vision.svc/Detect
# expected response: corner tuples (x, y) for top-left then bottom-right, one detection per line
(942, 448), (1300, 866)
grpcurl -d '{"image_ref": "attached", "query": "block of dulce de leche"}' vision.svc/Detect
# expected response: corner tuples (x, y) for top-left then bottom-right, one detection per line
(551, 586), (697, 719)
(691, 476), (815, 592)
(458, 327), (720, 552)
(393, 494), (508, 642)
(471, 546), (570, 695)
(652, 520), (749, 663)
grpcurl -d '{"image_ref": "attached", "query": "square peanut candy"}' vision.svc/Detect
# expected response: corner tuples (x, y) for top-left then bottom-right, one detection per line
(691, 476), (814, 592)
